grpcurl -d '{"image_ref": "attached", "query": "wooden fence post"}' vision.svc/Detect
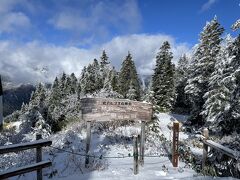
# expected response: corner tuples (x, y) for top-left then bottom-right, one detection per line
(36, 134), (42, 180)
(172, 121), (179, 167)
(202, 128), (209, 170)
(139, 121), (145, 166)
(85, 121), (91, 168)
(133, 136), (139, 175)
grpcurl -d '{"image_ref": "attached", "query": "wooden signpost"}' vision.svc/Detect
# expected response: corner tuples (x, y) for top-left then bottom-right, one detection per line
(172, 121), (179, 167)
(80, 98), (153, 169)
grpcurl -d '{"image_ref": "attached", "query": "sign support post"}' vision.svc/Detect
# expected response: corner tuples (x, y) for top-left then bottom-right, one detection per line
(172, 121), (179, 167)
(85, 121), (91, 168)
(139, 121), (145, 166)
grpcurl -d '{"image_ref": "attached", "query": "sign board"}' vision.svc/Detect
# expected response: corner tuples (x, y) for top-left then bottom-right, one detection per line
(80, 98), (152, 122)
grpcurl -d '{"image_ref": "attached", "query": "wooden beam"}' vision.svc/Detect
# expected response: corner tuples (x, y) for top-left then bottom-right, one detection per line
(0, 139), (52, 154)
(139, 121), (145, 166)
(202, 128), (209, 169)
(0, 161), (52, 179)
(133, 136), (139, 175)
(36, 134), (42, 180)
(203, 140), (240, 160)
(85, 121), (91, 168)
(172, 121), (179, 167)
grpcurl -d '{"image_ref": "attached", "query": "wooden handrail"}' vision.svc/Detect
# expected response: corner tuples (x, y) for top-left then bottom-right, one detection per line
(0, 139), (52, 154)
(203, 139), (240, 160)
(0, 160), (52, 179)
(0, 135), (52, 180)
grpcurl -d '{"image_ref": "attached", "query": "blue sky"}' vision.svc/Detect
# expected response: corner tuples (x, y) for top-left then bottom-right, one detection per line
(0, 0), (239, 84)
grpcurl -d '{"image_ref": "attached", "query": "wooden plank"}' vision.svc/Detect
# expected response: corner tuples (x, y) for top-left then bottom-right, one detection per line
(0, 139), (52, 154)
(172, 121), (179, 167)
(203, 140), (240, 160)
(80, 98), (152, 122)
(0, 161), (52, 179)
(202, 128), (209, 169)
(85, 121), (91, 168)
(133, 136), (139, 175)
(139, 121), (145, 166)
(36, 134), (42, 180)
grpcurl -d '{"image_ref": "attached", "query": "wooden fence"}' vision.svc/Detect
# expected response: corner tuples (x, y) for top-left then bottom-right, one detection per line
(201, 128), (240, 170)
(0, 134), (52, 180)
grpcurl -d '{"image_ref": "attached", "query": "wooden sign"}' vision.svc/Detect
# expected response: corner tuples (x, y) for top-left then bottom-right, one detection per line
(80, 98), (152, 122)
(172, 121), (179, 167)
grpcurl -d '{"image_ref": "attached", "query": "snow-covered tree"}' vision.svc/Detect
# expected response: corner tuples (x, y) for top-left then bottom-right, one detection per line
(118, 52), (141, 100)
(202, 35), (233, 124)
(185, 16), (224, 124)
(232, 19), (240, 31)
(126, 81), (138, 100)
(218, 34), (240, 134)
(152, 41), (175, 112)
(174, 54), (190, 112)
(70, 73), (78, 94)
(100, 50), (110, 68)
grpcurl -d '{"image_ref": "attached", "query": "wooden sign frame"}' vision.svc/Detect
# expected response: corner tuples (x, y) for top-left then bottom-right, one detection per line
(80, 98), (153, 168)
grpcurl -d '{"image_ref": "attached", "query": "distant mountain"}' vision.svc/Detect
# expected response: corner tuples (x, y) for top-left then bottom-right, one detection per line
(3, 84), (35, 117)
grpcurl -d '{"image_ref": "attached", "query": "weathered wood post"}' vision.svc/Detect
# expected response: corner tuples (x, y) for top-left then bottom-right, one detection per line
(36, 134), (42, 180)
(133, 136), (139, 175)
(85, 121), (91, 168)
(172, 121), (179, 167)
(139, 121), (145, 166)
(202, 128), (209, 169)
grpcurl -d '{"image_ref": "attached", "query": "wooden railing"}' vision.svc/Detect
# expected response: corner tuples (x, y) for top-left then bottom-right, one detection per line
(201, 128), (240, 169)
(0, 134), (52, 180)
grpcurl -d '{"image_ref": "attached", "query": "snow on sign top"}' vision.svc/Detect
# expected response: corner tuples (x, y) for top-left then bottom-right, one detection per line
(80, 98), (153, 122)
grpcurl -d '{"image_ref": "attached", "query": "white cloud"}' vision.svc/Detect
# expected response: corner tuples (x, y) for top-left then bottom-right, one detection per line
(49, 0), (141, 45)
(0, 34), (191, 84)
(0, 0), (31, 34)
(0, 12), (31, 33)
(200, 0), (218, 12)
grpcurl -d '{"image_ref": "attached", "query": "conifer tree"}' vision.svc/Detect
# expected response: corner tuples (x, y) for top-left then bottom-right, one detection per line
(126, 81), (138, 100)
(185, 16), (224, 124)
(202, 35), (233, 123)
(111, 67), (119, 92)
(152, 41), (175, 111)
(174, 54), (190, 111)
(219, 34), (240, 133)
(60, 72), (66, 90)
(64, 76), (72, 95)
(100, 50), (110, 68)
(70, 73), (77, 94)
(118, 52), (141, 100)
(49, 77), (61, 105)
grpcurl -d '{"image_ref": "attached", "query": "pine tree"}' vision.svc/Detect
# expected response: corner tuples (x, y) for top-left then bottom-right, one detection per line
(49, 77), (61, 105)
(185, 16), (224, 124)
(60, 72), (66, 90)
(118, 52), (141, 100)
(80, 66), (87, 94)
(70, 73), (77, 94)
(100, 50), (110, 68)
(126, 81), (138, 100)
(202, 35), (233, 123)
(152, 41), (175, 111)
(64, 76), (72, 95)
(219, 34), (240, 133)
(111, 67), (119, 92)
(174, 54), (190, 112)
(77, 82), (81, 100)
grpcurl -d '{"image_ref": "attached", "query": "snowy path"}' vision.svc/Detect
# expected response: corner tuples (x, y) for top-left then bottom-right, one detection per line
(56, 113), (200, 180)
(58, 157), (199, 180)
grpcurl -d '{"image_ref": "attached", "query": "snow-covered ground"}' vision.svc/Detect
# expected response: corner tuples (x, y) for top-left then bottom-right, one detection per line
(3, 113), (238, 180)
